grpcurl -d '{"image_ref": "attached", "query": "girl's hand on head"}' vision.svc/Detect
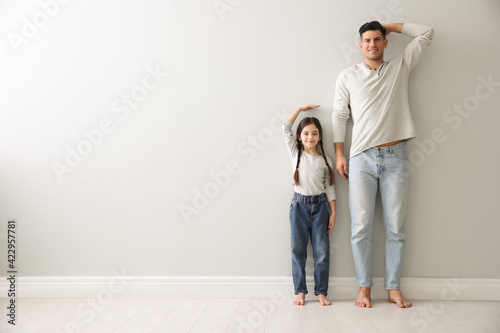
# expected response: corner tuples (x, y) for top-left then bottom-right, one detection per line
(287, 104), (320, 123)
(297, 104), (320, 112)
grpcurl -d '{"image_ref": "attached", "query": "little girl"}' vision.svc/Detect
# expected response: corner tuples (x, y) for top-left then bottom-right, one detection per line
(282, 104), (336, 306)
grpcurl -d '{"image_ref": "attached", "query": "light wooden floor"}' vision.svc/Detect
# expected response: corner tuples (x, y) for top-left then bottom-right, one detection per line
(1, 297), (499, 332)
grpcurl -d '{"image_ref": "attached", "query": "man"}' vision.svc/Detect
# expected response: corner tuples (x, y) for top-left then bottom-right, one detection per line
(332, 21), (434, 308)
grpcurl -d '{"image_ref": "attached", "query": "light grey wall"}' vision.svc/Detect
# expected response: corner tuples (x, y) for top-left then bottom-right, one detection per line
(1, 0), (499, 279)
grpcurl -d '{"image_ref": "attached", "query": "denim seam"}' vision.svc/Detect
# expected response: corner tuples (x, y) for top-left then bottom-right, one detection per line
(385, 285), (400, 290)
(295, 290), (308, 294)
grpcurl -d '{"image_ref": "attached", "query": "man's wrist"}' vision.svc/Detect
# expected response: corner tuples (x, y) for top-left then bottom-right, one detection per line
(385, 23), (404, 35)
(334, 142), (345, 157)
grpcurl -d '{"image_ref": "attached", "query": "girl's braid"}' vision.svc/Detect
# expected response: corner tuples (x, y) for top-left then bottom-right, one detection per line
(293, 139), (303, 185)
(319, 139), (335, 185)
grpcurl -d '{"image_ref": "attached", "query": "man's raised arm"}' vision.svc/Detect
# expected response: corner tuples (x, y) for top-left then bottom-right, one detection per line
(387, 22), (434, 71)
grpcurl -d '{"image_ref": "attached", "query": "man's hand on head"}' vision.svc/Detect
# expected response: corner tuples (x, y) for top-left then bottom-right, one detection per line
(382, 23), (404, 35)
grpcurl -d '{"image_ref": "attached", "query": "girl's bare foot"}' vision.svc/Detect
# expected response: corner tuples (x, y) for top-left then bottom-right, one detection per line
(388, 289), (412, 308)
(293, 293), (305, 306)
(355, 287), (372, 308)
(318, 294), (331, 306)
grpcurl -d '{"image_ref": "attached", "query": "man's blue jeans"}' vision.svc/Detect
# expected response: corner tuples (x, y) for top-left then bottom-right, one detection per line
(349, 142), (409, 289)
(290, 192), (330, 296)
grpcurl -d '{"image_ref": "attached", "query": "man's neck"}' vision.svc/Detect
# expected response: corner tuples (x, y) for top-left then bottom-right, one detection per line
(364, 59), (384, 70)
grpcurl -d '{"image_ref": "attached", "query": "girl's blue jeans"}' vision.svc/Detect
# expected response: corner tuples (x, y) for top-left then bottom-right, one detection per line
(289, 192), (330, 296)
(349, 142), (409, 289)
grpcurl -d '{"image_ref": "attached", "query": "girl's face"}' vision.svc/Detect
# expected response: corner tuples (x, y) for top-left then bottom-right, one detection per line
(299, 124), (321, 150)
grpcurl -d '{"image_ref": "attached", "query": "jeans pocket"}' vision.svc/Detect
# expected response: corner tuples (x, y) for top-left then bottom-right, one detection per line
(393, 148), (408, 160)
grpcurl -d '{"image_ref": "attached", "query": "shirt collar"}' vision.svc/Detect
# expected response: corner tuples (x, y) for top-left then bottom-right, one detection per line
(364, 62), (385, 70)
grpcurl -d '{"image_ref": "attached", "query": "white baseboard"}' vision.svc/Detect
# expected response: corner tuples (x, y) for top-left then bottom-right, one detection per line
(1, 276), (499, 301)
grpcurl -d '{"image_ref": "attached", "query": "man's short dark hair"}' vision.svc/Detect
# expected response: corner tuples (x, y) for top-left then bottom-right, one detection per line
(359, 21), (386, 40)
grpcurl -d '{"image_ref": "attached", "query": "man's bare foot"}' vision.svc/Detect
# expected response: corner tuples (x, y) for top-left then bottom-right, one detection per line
(293, 293), (305, 306)
(355, 287), (372, 308)
(388, 289), (412, 308)
(318, 294), (331, 306)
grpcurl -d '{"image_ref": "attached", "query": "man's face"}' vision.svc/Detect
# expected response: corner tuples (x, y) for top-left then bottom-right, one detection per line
(359, 30), (388, 62)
